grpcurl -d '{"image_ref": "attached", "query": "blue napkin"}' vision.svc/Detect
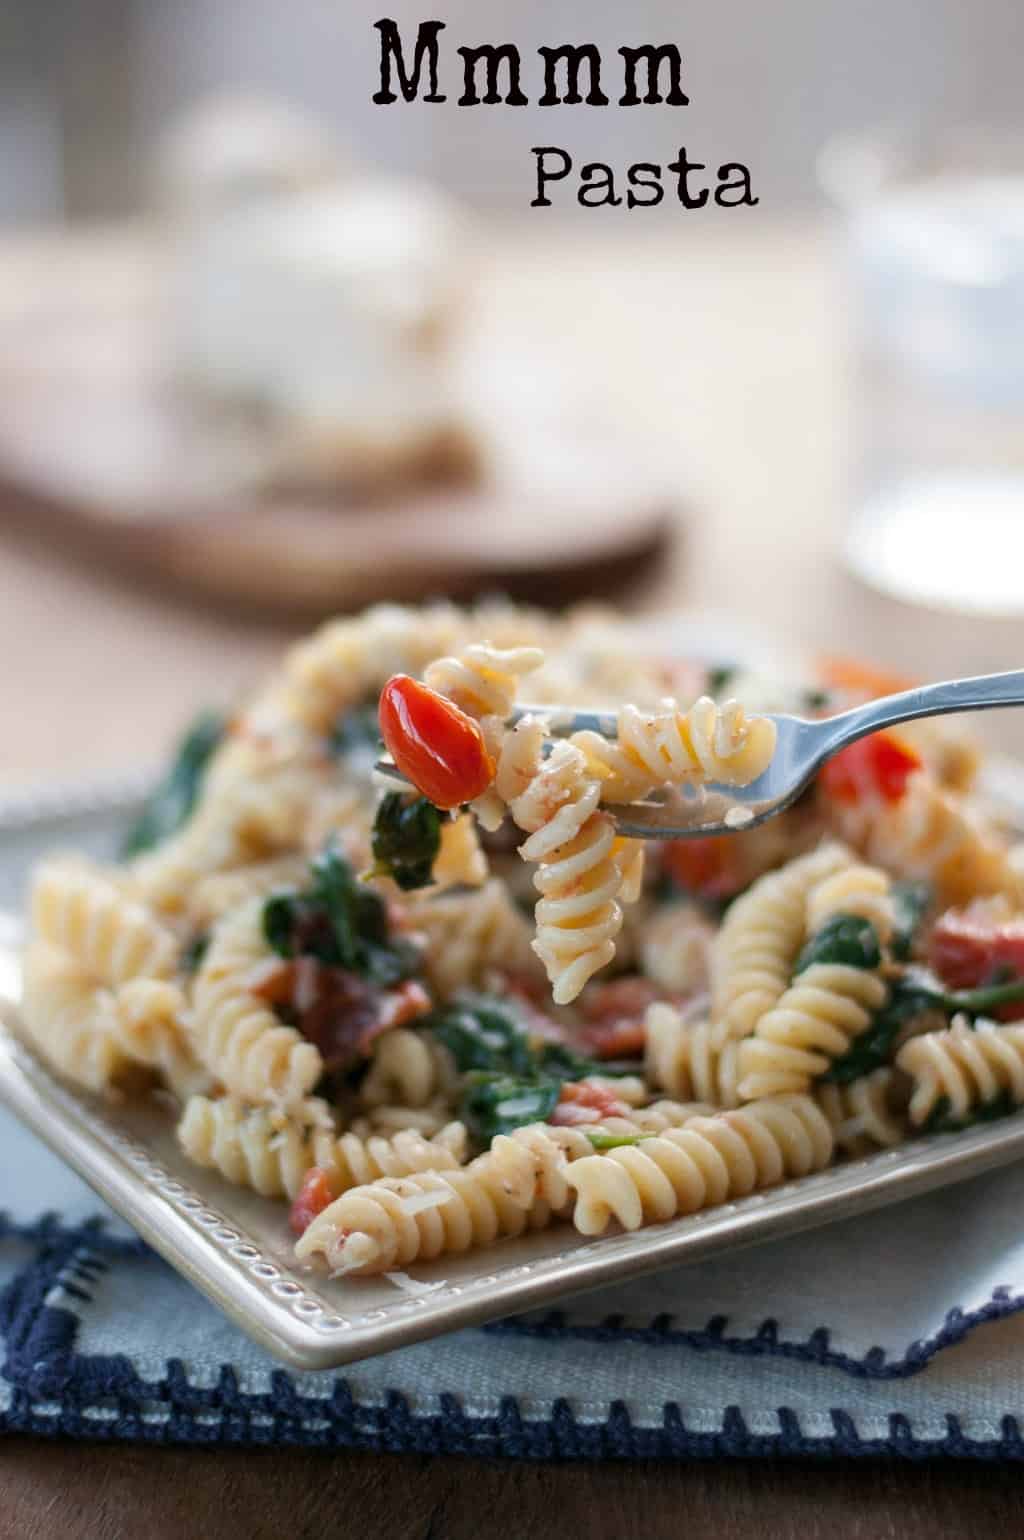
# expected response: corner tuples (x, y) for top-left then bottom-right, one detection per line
(4, 1102), (1024, 1459)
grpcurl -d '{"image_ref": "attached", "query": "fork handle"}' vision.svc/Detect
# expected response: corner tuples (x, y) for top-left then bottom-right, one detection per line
(822, 670), (1024, 755)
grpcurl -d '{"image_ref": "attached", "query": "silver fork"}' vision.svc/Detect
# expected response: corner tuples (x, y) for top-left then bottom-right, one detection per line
(376, 670), (1024, 839)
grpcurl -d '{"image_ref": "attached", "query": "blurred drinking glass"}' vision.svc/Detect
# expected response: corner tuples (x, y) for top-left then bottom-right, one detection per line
(822, 130), (1024, 616)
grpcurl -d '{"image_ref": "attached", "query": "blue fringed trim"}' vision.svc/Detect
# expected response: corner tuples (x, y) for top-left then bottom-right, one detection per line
(2, 1386), (1024, 1460)
(485, 1287), (1024, 1380)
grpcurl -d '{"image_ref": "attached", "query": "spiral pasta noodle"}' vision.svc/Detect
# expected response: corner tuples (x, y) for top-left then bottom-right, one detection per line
(293, 1162), (555, 1276)
(359, 1027), (459, 1111)
(806, 862), (894, 947)
(178, 1095), (338, 1198)
(190, 857), (311, 929)
(31, 857), (177, 987)
(488, 719), (625, 1003)
(402, 878), (543, 999)
(20, 941), (129, 1093)
(640, 903), (714, 995)
(565, 1096), (834, 1235)
(737, 964), (887, 1100)
(111, 978), (207, 1095)
(571, 695), (777, 800)
(895, 1015), (1024, 1127)
(816, 1069), (905, 1156)
(711, 843), (852, 1038)
(192, 899), (321, 1107)
(178, 1094), (466, 1200)
(645, 1003), (744, 1108)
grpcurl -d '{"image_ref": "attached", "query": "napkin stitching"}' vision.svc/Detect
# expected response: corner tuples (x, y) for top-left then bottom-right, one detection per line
(483, 1294), (1024, 1379)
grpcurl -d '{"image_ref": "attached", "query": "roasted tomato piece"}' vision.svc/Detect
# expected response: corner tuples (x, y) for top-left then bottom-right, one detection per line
(289, 1167), (338, 1236)
(379, 675), (495, 810)
(577, 977), (655, 1059)
(930, 904), (1024, 1000)
(549, 1080), (630, 1125)
(818, 732), (922, 806)
(582, 976), (661, 1024)
(660, 835), (747, 900)
(583, 1018), (647, 1061)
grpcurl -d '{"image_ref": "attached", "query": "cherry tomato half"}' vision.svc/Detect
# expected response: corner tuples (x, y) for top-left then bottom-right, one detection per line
(660, 834), (747, 900)
(549, 1081), (630, 1125)
(379, 675), (495, 810)
(289, 1167), (338, 1235)
(818, 732), (922, 806)
(930, 905), (1024, 994)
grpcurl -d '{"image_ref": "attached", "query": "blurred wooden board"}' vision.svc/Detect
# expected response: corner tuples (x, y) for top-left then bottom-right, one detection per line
(0, 232), (675, 615)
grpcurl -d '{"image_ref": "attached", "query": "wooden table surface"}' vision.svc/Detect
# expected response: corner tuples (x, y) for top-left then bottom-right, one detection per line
(1, 220), (1021, 1534)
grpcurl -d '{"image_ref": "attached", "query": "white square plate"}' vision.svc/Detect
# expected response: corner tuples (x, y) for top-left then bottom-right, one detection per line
(3, 764), (1024, 1370)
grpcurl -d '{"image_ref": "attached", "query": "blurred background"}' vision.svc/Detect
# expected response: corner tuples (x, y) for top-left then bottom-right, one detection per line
(0, 0), (1022, 779)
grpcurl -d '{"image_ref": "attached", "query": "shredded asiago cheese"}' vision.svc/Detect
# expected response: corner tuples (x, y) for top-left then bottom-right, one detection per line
(384, 1271), (447, 1296)
(397, 1188), (454, 1215)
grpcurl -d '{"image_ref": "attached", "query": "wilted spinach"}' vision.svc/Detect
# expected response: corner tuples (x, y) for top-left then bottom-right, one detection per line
(459, 1073), (562, 1143)
(820, 975), (936, 1084)
(120, 712), (225, 858)
(795, 914), (882, 975)
(262, 846), (419, 987)
(369, 793), (442, 891)
(924, 1090), (1018, 1134)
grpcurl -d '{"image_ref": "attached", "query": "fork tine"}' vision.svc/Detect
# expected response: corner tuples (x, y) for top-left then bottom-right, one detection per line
(508, 704), (621, 738)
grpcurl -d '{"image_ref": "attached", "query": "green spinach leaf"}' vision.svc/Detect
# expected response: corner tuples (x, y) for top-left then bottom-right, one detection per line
(819, 975), (936, 1084)
(795, 913), (882, 974)
(426, 996), (535, 1076)
(120, 712), (225, 858)
(261, 847), (419, 986)
(459, 1073), (562, 1143)
(369, 793), (442, 892)
(924, 1089), (1018, 1134)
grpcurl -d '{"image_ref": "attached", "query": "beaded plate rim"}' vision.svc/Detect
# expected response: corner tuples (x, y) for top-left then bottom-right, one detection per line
(2, 766), (1024, 1371)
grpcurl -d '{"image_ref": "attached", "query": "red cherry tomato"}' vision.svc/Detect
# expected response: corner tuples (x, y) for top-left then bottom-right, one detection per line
(661, 835), (746, 900)
(582, 1018), (648, 1061)
(549, 1080), (630, 1125)
(818, 732), (922, 806)
(930, 906), (1024, 1017)
(379, 675), (495, 810)
(289, 1167), (338, 1235)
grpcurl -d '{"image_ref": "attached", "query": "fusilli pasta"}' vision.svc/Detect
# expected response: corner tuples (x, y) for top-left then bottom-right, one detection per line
(31, 857), (177, 987)
(192, 899), (321, 1106)
(645, 1003), (745, 1108)
(896, 1015), (1024, 1127)
(815, 1069), (905, 1156)
(710, 843), (851, 1038)
(566, 1096), (834, 1235)
(571, 695), (777, 799)
(737, 964), (887, 1100)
